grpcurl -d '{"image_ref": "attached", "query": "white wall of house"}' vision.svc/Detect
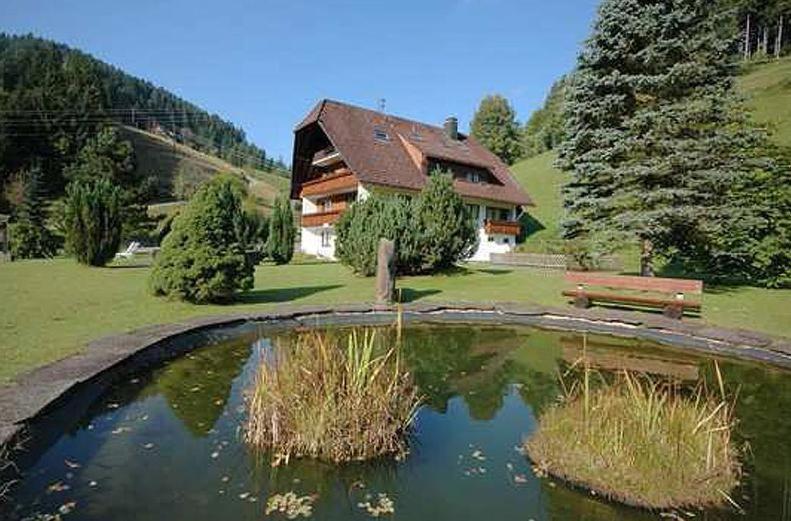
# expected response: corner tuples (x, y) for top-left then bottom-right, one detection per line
(300, 225), (336, 260)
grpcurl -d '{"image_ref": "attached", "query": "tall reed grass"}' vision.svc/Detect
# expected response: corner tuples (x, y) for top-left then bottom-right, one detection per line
(245, 328), (421, 464)
(525, 359), (741, 510)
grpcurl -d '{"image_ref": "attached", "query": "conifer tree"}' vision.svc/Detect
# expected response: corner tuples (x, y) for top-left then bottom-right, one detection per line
(9, 166), (57, 259)
(64, 177), (122, 266)
(470, 95), (522, 164)
(557, 0), (776, 277)
(267, 196), (295, 265)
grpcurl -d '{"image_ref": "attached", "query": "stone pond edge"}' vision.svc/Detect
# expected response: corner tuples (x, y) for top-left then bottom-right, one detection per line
(1, 301), (790, 448)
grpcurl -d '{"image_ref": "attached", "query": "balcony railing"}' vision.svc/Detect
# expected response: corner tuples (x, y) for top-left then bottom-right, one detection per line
(301, 209), (344, 228)
(300, 171), (357, 198)
(484, 219), (520, 236)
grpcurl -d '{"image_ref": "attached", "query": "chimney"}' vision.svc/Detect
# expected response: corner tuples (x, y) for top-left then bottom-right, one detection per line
(444, 116), (458, 140)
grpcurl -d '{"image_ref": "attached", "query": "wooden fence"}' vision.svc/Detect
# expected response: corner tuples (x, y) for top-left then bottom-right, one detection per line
(490, 252), (623, 272)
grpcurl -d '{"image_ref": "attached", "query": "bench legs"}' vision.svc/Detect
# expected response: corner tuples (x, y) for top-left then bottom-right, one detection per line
(663, 304), (683, 320)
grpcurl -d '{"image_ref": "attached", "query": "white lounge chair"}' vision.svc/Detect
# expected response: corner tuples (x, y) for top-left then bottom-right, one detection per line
(115, 241), (141, 260)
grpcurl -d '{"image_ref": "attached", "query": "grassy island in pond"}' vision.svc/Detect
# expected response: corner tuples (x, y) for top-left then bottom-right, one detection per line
(525, 363), (740, 510)
(245, 328), (421, 463)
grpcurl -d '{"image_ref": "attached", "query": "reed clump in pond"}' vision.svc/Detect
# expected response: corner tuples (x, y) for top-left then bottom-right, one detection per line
(524, 362), (741, 510)
(245, 329), (421, 464)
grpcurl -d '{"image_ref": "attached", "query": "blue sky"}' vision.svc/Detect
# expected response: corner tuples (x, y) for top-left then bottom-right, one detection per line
(4, 0), (599, 162)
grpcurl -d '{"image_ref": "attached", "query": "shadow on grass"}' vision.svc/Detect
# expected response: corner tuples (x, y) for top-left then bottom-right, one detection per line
(398, 288), (442, 302)
(107, 262), (153, 269)
(476, 268), (513, 275)
(238, 284), (344, 304)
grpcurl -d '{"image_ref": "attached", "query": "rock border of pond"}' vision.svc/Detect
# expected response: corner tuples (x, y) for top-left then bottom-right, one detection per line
(1, 301), (790, 448)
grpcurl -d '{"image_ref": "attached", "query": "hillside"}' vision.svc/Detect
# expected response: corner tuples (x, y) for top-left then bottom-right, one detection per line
(126, 126), (289, 214)
(510, 152), (566, 251)
(0, 33), (280, 213)
(739, 56), (791, 148)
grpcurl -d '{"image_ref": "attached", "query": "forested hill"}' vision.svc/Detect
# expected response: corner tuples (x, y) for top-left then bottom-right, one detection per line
(0, 33), (281, 199)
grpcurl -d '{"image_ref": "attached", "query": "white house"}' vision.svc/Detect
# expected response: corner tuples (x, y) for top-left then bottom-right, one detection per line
(290, 99), (534, 261)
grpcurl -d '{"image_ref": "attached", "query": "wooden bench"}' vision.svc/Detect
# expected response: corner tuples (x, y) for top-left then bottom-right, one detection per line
(562, 272), (703, 319)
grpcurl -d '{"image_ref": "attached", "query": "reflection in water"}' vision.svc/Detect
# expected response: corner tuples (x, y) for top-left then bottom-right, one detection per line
(2, 324), (790, 521)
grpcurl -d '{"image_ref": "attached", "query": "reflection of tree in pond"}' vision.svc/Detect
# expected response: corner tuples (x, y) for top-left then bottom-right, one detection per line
(539, 477), (657, 521)
(709, 362), (791, 519)
(402, 326), (526, 418)
(516, 368), (561, 416)
(140, 335), (253, 436)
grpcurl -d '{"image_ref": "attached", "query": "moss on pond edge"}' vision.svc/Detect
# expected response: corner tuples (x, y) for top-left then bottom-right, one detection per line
(524, 363), (741, 510)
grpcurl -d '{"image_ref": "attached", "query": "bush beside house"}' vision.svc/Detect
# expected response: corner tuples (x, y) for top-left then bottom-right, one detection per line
(336, 170), (477, 276)
(267, 196), (295, 265)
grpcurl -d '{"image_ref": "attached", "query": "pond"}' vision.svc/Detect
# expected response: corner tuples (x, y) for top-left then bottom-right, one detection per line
(2, 323), (790, 520)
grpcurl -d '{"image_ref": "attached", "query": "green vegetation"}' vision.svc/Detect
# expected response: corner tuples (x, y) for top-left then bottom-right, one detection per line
(511, 152), (567, 251)
(526, 364), (740, 509)
(8, 168), (57, 259)
(0, 33), (269, 211)
(553, 0), (789, 285)
(149, 175), (253, 302)
(470, 94), (522, 165)
(336, 172), (476, 275)
(520, 78), (567, 159)
(740, 56), (791, 147)
(64, 178), (123, 267)
(2, 258), (790, 385)
(267, 196), (295, 265)
(245, 328), (420, 463)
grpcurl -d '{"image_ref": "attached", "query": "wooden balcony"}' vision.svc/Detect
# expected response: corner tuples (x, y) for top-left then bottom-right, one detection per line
(300, 171), (357, 198)
(484, 219), (520, 236)
(301, 209), (344, 228)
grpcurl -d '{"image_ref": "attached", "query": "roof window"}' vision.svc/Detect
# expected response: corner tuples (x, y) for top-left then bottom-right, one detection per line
(373, 127), (389, 142)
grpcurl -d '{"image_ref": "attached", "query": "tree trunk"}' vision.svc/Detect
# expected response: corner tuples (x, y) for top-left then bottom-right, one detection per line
(763, 26), (769, 55)
(778, 15), (785, 59)
(745, 14), (752, 60)
(640, 238), (655, 277)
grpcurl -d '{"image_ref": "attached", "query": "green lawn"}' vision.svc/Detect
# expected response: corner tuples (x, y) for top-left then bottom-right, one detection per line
(739, 56), (791, 147)
(510, 151), (568, 251)
(2, 258), (789, 385)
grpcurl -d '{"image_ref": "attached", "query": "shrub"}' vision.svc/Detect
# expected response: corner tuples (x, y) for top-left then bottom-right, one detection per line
(412, 171), (477, 272)
(335, 170), (477, 275)
(245, 328), (421, 463)
(64, 178), (123, 266)
(335, 194), (416, 276)
(267, 196), (294, 264)
(525, 363), (740, 510)
(8, 168), (57, 259)
(149, 175), (254, 303)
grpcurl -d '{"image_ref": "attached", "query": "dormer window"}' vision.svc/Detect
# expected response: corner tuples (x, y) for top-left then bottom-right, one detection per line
(373, 127), (389, 142)
(468, 171), (481, 183)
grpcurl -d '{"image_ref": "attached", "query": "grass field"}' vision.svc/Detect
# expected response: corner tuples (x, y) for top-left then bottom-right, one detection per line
(739, 56), (791, 147)
(1, 258), (789, 385)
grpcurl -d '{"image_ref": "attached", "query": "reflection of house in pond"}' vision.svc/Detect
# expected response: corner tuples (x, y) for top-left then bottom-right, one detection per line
(560, 335), (700, 381)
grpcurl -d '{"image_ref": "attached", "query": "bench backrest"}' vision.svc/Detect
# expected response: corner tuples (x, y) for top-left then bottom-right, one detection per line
(565, 272), (703, 295)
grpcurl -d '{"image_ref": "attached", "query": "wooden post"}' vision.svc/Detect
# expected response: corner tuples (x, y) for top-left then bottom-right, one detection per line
(375, 238), (395, 306)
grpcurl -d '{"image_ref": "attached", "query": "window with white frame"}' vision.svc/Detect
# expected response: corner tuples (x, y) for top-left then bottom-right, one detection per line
(321, 230), (331, 248)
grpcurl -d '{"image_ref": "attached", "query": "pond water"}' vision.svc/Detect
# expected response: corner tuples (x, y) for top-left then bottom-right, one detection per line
(3, 323), (790, 520)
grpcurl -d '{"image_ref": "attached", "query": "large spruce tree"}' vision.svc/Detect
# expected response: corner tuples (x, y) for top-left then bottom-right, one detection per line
(470, 95), (522, 165)
(557, 0), (777, 277)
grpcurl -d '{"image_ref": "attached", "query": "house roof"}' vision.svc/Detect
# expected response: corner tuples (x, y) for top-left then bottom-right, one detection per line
(293, 99), (533, 206)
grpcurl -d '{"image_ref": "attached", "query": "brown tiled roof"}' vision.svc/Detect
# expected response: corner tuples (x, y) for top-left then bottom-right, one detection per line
(295, 99), (533, 206)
